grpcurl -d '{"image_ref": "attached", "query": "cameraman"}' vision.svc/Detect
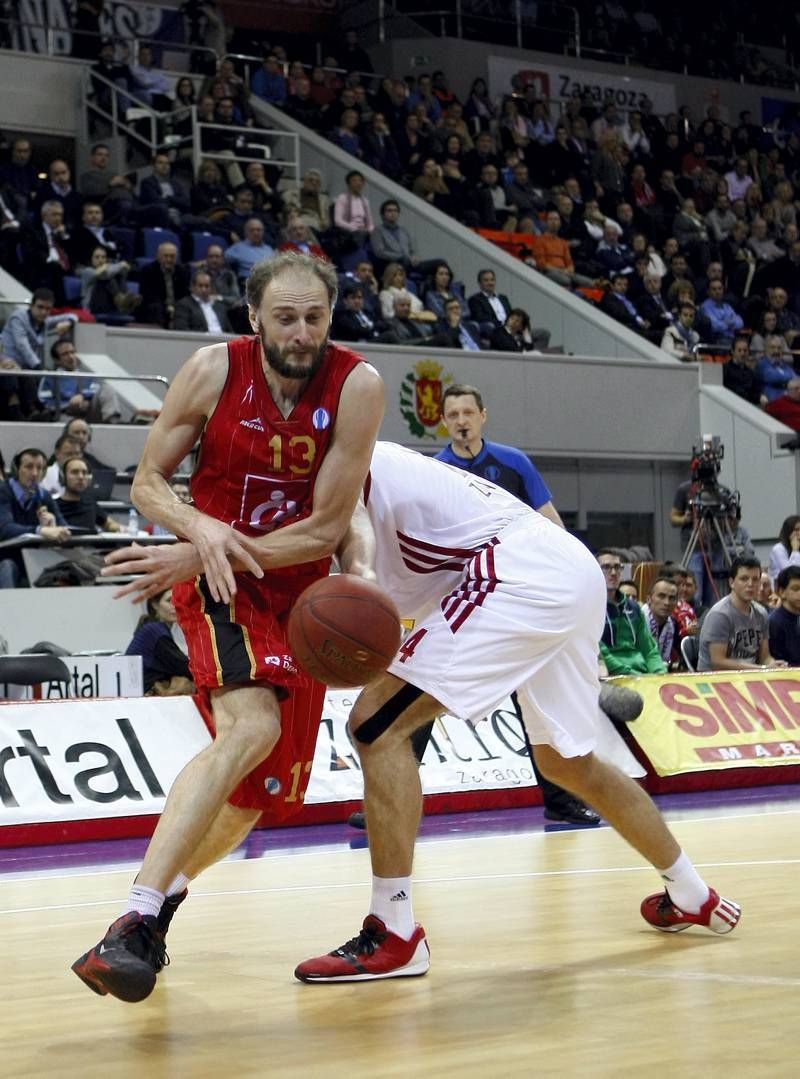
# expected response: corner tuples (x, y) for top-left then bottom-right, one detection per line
(671, 453), (753, 608)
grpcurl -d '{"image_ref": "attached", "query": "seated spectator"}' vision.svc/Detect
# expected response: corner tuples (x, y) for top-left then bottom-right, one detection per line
(641, 576), (680, 668)
(170, 76), (196, 139)
(705, 192), (737, 245)
(42, 434), (83, 496)
(370, 198), (422, 273)
(216, 187), (264, 244)
(58, 418), (108, 472)
(360, 112), (402, 180)
(137, 241), (191, 328)
(768, 515), (800, 583)
(760, 379), (798, 429)
(379, 263), (432, 321)
(768, 566), (800, 665)
(139, 152), (190, 229)
(381, 292), (436, 343)
(423, 260), (467, 319)
(224, 218), (275, 286)
(31, 159), (82, 230)
(755, 336), (797, 403)
(469, 163), (518, 231)
(55, 456), (121, 533)
(766, 286), (800, 348)
(765, 238), (800, 298)
(748, 310), (783, 359)
(672, 568), (700, 640)
(697, 556), (783, 671)
(490, 307), (538, 352)
(661, 300), (699, 361)
(597, 549), (666, 675)
(600, 273), (648, 334)
(673, 198), (711, 271)
(173, 270), (234, 334)
(699, 279), (744, 345)
(331, 283), (387, 343)
(411, 158), (453, 213)
(284, 71), (323, 130)
(529, 210), (595, 289)
(90, 39), (137, 117)
(328, 108), (362, 158)
(462, 76), (497, 136)
(130, 44), (172, 110)
(618, 580), (640, 602)
(125, 589), (193, 695)
(72, 201), (125, 268)
(723, 336), (760, 404)
(0, 291), (76, 420)
(332, 170), (374, 247)
(277, 214), (328, 261)
(436, 297), (482, 350)
(198, 243), (241, 310)
(20, 200), (73, 305)
(282, 169), (332, 234)
(747, 216), (783, 267)
(0, 447), (70, 588)
(79, 245), (140, 318)
(251, 53), (287, 106)
(39, 338), (122, 422)
(78, 143), (119, 201)
(191, 159), (232, 217)
(0, 136), (37, 218)
(594, 222), (635, 276)
(340, 259), (381, 321)
(468, 268), (512, 331)
(637, 273), (673, 340)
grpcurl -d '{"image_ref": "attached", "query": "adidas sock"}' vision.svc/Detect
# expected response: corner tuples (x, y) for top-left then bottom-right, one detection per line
(659, 850), (710, 913)
(166, 872), (190, 898)
(370, 875), (415, 940)
(125, 884), (165, 920)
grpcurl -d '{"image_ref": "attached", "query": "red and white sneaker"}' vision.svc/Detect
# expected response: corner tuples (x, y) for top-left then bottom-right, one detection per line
(641, 888), (741, 934)
(294, 915), (430, 983)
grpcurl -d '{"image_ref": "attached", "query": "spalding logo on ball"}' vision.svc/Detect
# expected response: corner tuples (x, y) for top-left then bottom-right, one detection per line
(287, 574), (402, 688)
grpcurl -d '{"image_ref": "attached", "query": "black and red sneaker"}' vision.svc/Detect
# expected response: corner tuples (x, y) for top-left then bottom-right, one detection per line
(641, 888), (741, 934)
(71, 912), (167, 1002)
(294, 915), (430, 983)
(156, 889), (188, 958)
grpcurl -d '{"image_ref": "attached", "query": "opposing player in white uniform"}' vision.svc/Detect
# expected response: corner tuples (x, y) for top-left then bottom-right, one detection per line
(294, 443), (741, 981)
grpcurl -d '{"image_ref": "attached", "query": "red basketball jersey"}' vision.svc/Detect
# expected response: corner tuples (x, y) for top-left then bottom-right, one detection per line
(191, 335), (364, 578)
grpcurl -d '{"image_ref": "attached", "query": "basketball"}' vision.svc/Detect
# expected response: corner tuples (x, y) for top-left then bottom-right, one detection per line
(287, 574), (402, 688)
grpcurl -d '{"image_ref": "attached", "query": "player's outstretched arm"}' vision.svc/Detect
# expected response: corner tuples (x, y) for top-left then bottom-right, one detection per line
(113, 344), (262, 602)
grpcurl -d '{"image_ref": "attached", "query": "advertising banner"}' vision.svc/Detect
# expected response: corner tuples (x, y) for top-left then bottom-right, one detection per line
(1, 655), (143, 701)
(487, 55), (677, 116)
(11, 0), (184, 56)
(0, 697), (210, 827)
(617, 670), (800, 776)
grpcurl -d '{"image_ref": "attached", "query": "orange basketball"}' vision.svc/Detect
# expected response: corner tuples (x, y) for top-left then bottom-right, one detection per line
(287, 574), (402, 688)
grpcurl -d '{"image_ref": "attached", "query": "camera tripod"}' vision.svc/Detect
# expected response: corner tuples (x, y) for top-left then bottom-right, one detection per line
(680, 509), (741, 597)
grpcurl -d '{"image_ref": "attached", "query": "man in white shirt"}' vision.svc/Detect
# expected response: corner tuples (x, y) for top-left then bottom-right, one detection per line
(173, 270), (234, 334)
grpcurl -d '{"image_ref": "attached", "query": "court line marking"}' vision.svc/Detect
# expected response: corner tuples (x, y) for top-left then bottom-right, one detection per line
(1, 856), (798, 916)
(445, 964), (800, 989)
(1, 802), (799, 885)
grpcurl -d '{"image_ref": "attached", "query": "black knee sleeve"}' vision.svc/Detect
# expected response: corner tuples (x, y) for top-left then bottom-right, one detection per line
(353, 682), (425, 744)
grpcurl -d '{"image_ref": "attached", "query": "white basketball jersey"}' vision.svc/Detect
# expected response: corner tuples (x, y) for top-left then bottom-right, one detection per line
(366, 442), (534, 624)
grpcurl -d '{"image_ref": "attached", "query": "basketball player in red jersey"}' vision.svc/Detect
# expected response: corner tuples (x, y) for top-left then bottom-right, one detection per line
(72, 251), (384, 1002)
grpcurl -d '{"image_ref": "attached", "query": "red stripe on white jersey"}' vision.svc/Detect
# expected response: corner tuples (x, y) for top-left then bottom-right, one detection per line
(441, 540), (500, 633)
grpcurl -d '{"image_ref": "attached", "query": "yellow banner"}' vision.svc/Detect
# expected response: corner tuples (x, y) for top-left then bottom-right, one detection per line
(612, 670), (800, 776)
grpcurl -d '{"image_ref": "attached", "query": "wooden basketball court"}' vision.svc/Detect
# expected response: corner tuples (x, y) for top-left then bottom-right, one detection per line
(2, 805), (797, 1078)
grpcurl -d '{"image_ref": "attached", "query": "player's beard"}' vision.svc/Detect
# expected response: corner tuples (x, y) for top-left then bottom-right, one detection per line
(261, 330), (329, 381)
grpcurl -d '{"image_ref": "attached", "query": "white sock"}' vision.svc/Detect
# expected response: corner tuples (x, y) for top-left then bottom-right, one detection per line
(659, 850), (710, 913)
(166, 872), (190, 897)
(369, 875), (415, 940)
(124, 884), (165, 920)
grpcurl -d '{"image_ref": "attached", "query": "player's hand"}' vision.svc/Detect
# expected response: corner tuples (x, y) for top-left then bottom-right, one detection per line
(182, 516), (264, 602)
(102, 541), (203, 601)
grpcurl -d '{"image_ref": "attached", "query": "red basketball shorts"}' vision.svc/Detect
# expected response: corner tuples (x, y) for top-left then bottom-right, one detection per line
(174, 570), (327, 816)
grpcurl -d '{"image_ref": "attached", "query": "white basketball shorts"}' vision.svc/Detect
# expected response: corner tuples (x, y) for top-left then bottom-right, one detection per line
(387, 515), (607, 758)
